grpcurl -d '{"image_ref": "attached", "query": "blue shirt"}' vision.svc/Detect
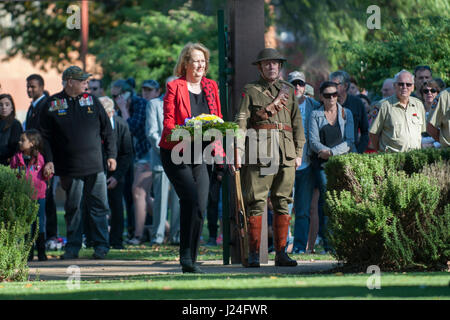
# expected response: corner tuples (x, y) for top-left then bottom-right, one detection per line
(297, 97), (320, 171)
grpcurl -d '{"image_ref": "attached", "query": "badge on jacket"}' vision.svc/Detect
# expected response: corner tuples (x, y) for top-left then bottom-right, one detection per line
(79, 94), (94, 107)
(49, 98), (69, 112)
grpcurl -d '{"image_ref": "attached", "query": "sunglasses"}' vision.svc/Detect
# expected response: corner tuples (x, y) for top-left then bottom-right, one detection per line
(292, 80), (305, 87)
(422, 88), (437, 94)
(323, 92), (338, 99)
(396, 82), (413, 87)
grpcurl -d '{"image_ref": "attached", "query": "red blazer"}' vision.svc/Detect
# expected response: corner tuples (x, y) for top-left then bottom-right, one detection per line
(159, 76), (223, 150)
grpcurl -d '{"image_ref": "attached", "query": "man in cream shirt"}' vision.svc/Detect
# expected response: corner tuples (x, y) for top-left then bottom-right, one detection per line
(369, 70), (426, 152)
(427, 88), (450, 148)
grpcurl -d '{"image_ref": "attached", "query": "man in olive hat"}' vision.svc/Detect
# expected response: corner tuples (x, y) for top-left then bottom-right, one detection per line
(235, 48), (305, 267)
(40, 66), (117, 260)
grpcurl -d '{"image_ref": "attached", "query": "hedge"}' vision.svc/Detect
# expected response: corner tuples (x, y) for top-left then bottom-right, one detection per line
(324, 148), (450, 271)
(0, 165), (38, 281)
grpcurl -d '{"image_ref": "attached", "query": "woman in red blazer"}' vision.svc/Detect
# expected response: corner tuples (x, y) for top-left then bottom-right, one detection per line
(159, 42), (222, 273)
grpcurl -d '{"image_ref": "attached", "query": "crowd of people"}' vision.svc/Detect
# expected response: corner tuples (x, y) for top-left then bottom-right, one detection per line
(0, 42), (448, 272)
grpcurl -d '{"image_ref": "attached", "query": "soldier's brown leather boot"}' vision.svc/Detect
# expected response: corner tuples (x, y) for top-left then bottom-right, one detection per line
(247, 215), (262, 267)
(273, 214), (297, 267)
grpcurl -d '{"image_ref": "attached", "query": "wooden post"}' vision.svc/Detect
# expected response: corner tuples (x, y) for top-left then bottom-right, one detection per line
(227, 0), (268, 265)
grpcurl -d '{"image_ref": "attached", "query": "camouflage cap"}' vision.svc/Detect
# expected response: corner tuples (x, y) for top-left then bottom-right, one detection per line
(62, 66), (92, 81)
(252, 48), (286, 65)
(288, 71), (306, 84)
(305, 84), (314, 97)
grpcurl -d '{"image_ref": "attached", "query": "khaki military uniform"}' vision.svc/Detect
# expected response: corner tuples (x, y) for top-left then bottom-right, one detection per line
(235, 77), (305, 217)
(369, 95), (426, 152)
(427, 89), (450, 147)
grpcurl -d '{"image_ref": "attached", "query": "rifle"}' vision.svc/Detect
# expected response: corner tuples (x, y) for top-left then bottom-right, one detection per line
(233, 143), (249, 267)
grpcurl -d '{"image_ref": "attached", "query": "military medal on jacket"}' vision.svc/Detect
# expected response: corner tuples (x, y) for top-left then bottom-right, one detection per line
(79, 94), (94, 107)
(49, 98), (69, 112)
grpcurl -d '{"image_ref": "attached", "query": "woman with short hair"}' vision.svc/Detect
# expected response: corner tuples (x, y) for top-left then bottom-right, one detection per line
(159, 42), (223, 273)
(420, 79), (441, 114)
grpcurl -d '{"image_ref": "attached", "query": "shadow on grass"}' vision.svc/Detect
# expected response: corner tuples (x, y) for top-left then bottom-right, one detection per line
(2, 284), (448, 300)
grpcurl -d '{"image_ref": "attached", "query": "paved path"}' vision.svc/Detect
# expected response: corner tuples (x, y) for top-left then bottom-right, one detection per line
(28, 259), (339, 280)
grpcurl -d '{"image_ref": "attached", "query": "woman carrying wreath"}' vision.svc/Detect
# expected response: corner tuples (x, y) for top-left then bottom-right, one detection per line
(159, 42), (223, 273)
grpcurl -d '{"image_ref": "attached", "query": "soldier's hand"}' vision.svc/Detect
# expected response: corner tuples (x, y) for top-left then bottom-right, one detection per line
(107, 158), (117, 171)
(266, 92), (289, 116)
(265, 102), (279, 117)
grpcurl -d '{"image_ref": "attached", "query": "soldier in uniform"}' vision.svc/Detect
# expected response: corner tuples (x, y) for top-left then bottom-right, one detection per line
(427, 88), (450, 148)
(40, 66), (117, 260)
(235, 48), (305, 267)
(369, 70), (426, 152)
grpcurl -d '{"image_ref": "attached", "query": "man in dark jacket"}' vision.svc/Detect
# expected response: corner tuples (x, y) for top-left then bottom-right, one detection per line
(40, 66), (117, 260)
(24, 74), (60, 246)
(98, 96), (133, 249)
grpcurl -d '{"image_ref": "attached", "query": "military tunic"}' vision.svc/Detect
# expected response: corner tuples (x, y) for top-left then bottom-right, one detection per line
(235, 77), (305, 216)
(369, 95), (426, 152)
(427, 89), (450, 147)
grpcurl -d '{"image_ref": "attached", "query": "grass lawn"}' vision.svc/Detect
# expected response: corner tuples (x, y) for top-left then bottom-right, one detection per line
(0, 273), (448, 300)
(12, 211), (444, 301)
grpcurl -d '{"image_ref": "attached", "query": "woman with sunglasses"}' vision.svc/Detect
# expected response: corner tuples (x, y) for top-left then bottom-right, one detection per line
(308, 81), (355, 253)
(420, 80), (441, 149)
(420, 80), (441, 114)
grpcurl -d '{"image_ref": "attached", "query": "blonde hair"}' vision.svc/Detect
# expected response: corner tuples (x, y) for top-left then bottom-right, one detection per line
(173, 42), (210, 77)
(98, 96), (115, 114)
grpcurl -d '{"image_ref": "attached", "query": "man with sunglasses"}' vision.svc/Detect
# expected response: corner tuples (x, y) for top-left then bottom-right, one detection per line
(287, 71), (321, 254)
(369, 70), (426, 153)
(88, 79), (105, 98)
(427, 88), (450, 148)
(40, 66), (117, 260)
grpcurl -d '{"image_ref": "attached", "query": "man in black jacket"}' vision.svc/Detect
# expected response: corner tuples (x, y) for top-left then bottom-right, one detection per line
(25, 74), (59, 246)
(98, 96), (133, 249)
(40, 66), (117, 260)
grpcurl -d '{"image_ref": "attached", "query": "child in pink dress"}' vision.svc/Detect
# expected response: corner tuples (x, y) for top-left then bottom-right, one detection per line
(10, 129), (52, 261)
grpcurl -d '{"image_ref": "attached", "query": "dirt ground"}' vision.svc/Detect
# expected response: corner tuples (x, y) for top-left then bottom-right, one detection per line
(28, 259), (339, 280)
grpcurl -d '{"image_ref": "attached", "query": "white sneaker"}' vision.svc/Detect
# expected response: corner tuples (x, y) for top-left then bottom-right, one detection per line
(127, 237), (142, 245)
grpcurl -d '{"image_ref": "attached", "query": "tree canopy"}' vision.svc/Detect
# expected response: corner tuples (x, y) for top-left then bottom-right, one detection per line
(333, 16), (450, 98)
(0, 1), (221, 89)
(1, 0), (449, 94)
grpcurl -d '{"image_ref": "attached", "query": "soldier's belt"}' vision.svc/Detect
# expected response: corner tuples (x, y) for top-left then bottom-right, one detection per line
(251, 123), (292, 132)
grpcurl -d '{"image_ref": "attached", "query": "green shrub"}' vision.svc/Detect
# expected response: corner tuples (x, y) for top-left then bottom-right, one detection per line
(0, 165), (38, 282)
(324, 149), (450, 271)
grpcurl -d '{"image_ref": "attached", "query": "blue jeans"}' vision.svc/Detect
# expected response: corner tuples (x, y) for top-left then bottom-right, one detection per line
(60, 172), (110, 255)
(312, 164), (331, 251)
(151, 171), (180, 244)
(293, 166), (315, 251)
(31, 198), (46, 236)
